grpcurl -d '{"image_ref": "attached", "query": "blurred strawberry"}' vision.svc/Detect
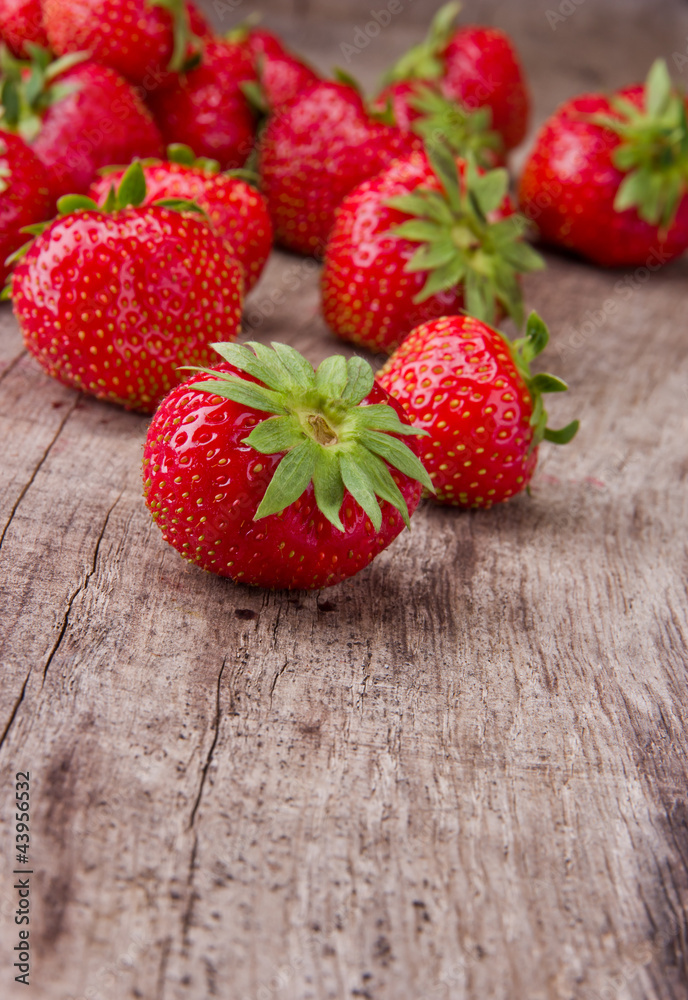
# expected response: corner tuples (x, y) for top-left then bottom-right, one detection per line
(90, 146), (273, 290)
(42, 0), (210, 88)
(382, 2), (530, 152)
(0, 129), (51, 284)
(258, 79), (420, 255)
(0, 48), (163, 199)
(519, 60), (688, 267)
(0, 0), (48, 57)
(148, 38), (258, 169)
(240, 27), (319, 112)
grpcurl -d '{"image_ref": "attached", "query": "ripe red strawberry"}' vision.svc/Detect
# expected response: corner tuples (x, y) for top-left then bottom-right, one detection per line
(89, 147), (273, 291)
(258, 80), (420, 256)
(42, 0), (210, 87)
(322, 145), (543, 355)
(0, 49), (163, 200)
(0, 0), (48, 57)
(377, 313), (578, 508)
(0, 130), (51, 284)
(382, 2), (530, 152)
(8, 163), (243, 413)
(519, 60), (688, 267)
(240, 27), (319, 112)
(143, 341), (433, 589)
(147, 38), (258, 170)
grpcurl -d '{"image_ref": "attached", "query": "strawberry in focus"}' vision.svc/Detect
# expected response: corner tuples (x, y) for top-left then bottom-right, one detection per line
(0, 129), (51, 285)
(9, 163), (244, 413)
(322, 145), (543, 355)
(519, 59), (688, 268)
(42, 0), (210, 87)
(258, 80), (420, 256)
(147, 38), (258, 170)
(89, 146), (273, 291)
(381, 2), (530, 153)
(143, 342), (433, 589)
(378, 313), (578, 508)
(0, 0), (48, 57)
(0, 48), (164, 200)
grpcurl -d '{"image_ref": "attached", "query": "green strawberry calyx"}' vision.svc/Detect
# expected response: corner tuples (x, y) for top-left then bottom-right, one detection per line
(187, 341), (434, 533)
(0, 139), (10, 194)
(510, 312), (579, 448)
(381, 1), (460, 86)
(402, 81), (502, 168)
(591, 59), (688, 228)
(385, 143), (544, 327)
(1, 162), (204, 295)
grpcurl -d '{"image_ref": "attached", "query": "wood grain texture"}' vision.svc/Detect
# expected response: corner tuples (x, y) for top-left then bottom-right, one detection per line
(2, 3), (688, 999)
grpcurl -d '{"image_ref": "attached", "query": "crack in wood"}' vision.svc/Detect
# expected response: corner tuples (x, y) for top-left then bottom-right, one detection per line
(0, 669), (31, 753)
(0, 396), (79, 552)
(0, 347), (27, 387)
(41, 492), (123, 686)
(188, 657), (227, 830)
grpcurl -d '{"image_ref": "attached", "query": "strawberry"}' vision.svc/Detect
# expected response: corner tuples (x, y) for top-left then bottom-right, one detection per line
(42, 0), (210, 88)
(0, 48), (164, 199)
(519, 59), (688, 268)
(7, 163), (244, 413)
(258, 79), (420, 255)
(0, 129), (51, 284)
(89, 146), (273, 291)
(0, 0), (48, 57)
(377, 313), (578, 508)
(382, 2), (530, 152)
(321, 144), (543, 355)
(147, 38), (258, 170)
(239, 27), (319, 113)
(142, 341), (433, 589)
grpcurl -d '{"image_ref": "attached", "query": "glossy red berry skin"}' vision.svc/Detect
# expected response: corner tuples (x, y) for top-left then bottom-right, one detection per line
(0, 131), (52, 285)
(322, 151), (515, 355)
(0, 0), (48, 57)
(43, 0), (210, 88)
(12, 208), (243, 413)
(90, 162), (273, 292)
(258, 81), (420, 256)
(244, 28), (319, 110)
(31, 61), (164, 200)
(440, 26), (530, 151)
(377, 315), (537, 508)
(518, 87), (688, 268)
(148, 39), (257, 170)
(143, 368), (424, 590)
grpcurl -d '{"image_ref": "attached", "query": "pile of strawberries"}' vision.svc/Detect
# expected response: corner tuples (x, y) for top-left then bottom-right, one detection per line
(1, 1), (686, 590)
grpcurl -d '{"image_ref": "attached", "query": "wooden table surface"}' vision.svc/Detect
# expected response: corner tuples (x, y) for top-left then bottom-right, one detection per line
(2, 3), (688, 999)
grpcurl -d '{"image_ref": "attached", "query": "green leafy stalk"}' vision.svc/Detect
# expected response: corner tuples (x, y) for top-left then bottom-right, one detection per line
(381, 1), (461, 86)
(510, 312), (579, 448)
(148, 0), (203, 73)
(403, 81), (503, 168)
(590, 59), (688, 228)
(386, 143), (544, 327)
(0, 44), (87, 141)
(187, 342), (433, 532)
